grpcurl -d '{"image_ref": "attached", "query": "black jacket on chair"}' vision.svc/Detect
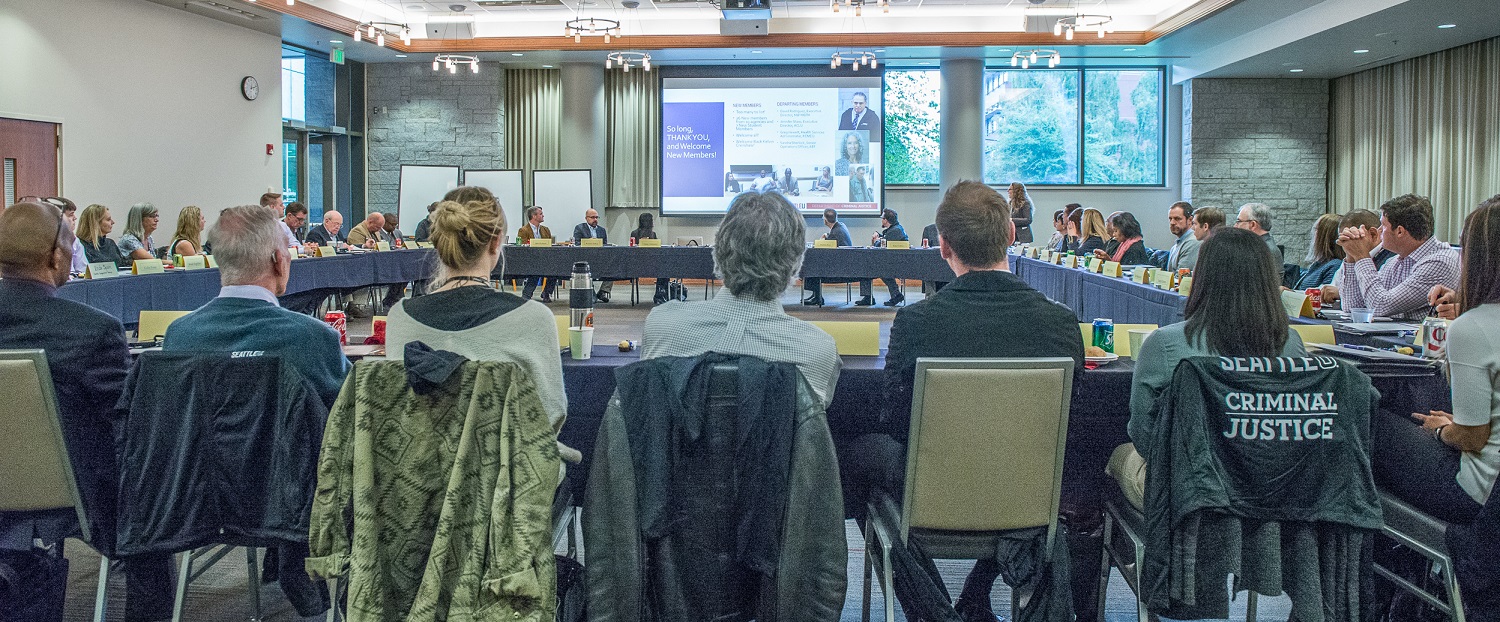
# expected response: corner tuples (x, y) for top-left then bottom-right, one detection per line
(114, 351), (329, 556)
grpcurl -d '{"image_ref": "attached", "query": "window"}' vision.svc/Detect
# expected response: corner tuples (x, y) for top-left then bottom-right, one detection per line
(881, 67), (1164, 186)
(282, 53), (305, 122)
(883, 70), (941, 185)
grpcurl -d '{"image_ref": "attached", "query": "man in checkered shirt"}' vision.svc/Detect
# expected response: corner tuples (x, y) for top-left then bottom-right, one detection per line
(1334, 194), (1460, 320)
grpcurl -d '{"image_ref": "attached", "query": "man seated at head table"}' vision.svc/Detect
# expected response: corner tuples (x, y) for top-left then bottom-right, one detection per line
(838, 181), (1085, 622)
(161, 205), (350, 616)
(345, 212), (386, 248)
(571, 208), (613, 302)
(642, 191), (841, 409)
(1332, 194), (1459, 320)
(0, 201), (178, 621)
(304, 210), (345, 247)
(283, 201), (309, 243)
(381, 212), (404, 246)
(802, 207), (853, 307)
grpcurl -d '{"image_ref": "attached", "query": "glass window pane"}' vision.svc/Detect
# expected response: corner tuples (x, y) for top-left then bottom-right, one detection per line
(1084, 69), (1163, 185)
(281, 52), (305, 122)
(882, 70), (942, 185)
(983, 70), (1080, 185)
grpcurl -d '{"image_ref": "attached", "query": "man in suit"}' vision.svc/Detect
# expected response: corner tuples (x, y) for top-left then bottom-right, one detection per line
(345, 212), (385, 248)
(861, 208), (908, 306)
(516, 206), (557, 302)
(304, 210), (344, 247)
(380, 212), (405, 247)
(837, 182), (1084, 622)
(572, 208), (613, 303)
(919, 223), (949, 294)
(0, 201), (175, 622)
(838, 91), (881, 135)
(802, 208), (854, 306)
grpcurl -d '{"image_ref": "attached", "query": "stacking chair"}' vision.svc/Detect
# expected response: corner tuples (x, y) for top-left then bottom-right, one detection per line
(863, 357), (1075, 622)
(0, 349), (107, 622)
(1374, 493), (1466, 622)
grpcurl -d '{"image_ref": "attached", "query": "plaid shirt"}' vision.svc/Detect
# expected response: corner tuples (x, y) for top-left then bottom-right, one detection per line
(642, 288), (842, 409)
(1336, 237), (1460, 319)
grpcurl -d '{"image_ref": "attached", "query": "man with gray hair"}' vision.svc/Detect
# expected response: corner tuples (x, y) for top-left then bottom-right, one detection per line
(641, 191), (841, 407)
(1235, 202), (1283, 265)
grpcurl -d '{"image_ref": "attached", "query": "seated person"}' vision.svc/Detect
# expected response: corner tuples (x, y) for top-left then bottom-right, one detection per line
(118, 202), (160, 262)
(162, 205), (350, 617)
(920, 223), (949, 294)
(304, 210), (345, 247)
(724, 171), (741, 193)
(1096, 211), (1151, 265)
(384, 198), (577, 465)
(77, 204), (130, 267)
(24, 196), (91, 275)
(571, 208), (612, 302)
(262, 192), (299, 249)
(642, 191), (840, 408)
(1109, 227), (1307, 511)
(1333, 194), (1459, 319)
(1294, 214), (1344, 290)
(861, 208), (908, 307)
(810, 166), (834, 192)
(1162, 201), (1200, 272)
(1319, 209), (1395, 306)
(1044, 208), (1067, 249)
(1372, 196), (1500, 524)
(516, 206), (557, 302)
(0, 201), (175, 622)
(803, 208), (853, 306)
(170, 205), (206, 258)
(345, 212), (386, 248)
(838, 181), (1083, 622)
(629, 212), (671, 304)
(1235, 202), (1284, 266)
(283, 201), (309, 243)
(1191, 205), (1225, 241)
(413, 201), (436, 242)
(780, 166), (800, 196)
(1075, 207), (1108, 256)
(380, 212), (405, 247)
(1051, 204), (1084, 253)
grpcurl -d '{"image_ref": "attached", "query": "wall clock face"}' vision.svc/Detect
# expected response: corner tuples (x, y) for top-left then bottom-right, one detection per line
(241, 76), (259, 101)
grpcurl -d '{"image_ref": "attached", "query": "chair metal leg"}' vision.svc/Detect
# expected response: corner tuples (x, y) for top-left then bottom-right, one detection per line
(1245, 590), (1257, 622)
(325, 576), (341, 622)
(861, 524), (874, 622)
(172, 551), (193, 622)
(880, 544), (895, 622)
(1441, 557), (1467, 622)
(1133, 536), (1149, 622)
(93, 556), (110, 622)
(245, 547), (262, 622)
(1097, 511), (1114, 622)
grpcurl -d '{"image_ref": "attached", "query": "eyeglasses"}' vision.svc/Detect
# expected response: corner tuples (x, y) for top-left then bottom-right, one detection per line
(1236, 218), (1255, 224)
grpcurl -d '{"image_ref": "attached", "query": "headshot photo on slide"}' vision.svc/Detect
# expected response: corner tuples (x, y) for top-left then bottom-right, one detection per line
(835, 131), (868, 176)
(837, 89), (881, 138)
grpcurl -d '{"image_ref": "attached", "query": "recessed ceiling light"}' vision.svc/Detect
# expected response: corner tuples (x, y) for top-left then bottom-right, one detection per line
(874, 49), (885, 52)
(751, 50), (762, 54)
(329, 40), (343, 43)
(406, 4), (423, 9)
(511, 53), (524, 56)
(1123, 48), (1136, 52)
(996, 48), (1010, 52)
(543, 64), (552, 68)
(395, 54), (408, 58)
(1354, 49), (1369, 53)
(917, 61), (931, 65)
(1289, 68), (1304, 73)
(1438, 24), (1457, 28)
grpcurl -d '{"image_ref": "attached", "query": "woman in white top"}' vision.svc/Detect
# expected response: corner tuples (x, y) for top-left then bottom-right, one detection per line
(384, 187), (571, 449)
(1376, 197), (1500, 523)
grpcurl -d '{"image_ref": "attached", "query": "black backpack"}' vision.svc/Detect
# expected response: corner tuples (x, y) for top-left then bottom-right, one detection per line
(555, 554), (586, 622)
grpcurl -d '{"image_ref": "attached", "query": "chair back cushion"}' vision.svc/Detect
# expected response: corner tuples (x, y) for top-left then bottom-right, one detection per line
(0, 352), (79, 515)
(904, 358), (1074, 532)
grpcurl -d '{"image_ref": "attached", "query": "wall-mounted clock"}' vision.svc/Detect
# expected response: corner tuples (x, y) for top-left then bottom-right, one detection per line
(241, 76), (259, 101)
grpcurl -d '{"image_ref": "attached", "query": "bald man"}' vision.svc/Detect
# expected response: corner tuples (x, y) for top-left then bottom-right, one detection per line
(0, 202), (175, 621)
(305, 210), (345, 247)
(571, 208), (613, 302)
(345, 212), (385, 248)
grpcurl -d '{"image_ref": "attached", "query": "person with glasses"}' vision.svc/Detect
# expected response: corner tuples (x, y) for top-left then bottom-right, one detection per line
(1234, 202), (1283, 266)
(283, 202), (309, 243)
(118, 202), (160, 262)
(20, 196), (88, 274)
(0, 201), (177, 622)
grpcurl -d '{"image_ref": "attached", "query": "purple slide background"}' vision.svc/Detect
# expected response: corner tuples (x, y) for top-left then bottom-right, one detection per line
(662, 102), (725, 198)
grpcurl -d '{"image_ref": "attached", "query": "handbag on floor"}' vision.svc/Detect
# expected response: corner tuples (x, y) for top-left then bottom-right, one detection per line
(0, 547), (68, 622)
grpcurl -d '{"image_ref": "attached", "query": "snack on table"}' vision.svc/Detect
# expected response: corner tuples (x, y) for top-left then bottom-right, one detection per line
(1085, 346), (1108, 358)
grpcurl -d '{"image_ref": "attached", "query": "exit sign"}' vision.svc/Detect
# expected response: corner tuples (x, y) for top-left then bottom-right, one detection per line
(331, 48), (345, 64)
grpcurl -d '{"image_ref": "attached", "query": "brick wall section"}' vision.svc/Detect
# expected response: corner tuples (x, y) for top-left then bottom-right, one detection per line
(1182, 78), (1328, 265)
(365, 63), (505, 214)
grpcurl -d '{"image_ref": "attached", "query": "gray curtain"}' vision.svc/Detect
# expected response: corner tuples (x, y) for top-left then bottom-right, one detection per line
(1329, 37), (1500, 242)
(606, 69), (661, 208)
(504, 68), (562, 206)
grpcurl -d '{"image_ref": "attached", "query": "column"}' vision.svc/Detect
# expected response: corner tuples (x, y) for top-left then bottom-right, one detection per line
(939, 55), (984, 189)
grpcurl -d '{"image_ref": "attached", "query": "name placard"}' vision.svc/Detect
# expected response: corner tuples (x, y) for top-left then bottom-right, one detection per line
(180, 255), (207, 270)
(1055, 253), (1068, 265)
(886, 241), (911, 250)
(638, 238), (662, 248)
(288, 247), (303, 259)
(1152, 269), (1174, 289)
(1178, 276), (1193, 297)
(1064, 255), (1080, 269)
(85, 262), (119, 279)
(1133, 267), (1154, 284)
(1280, 289), (1316, 318)
(1093, 257), (1106, 273)
(317, 246), (336, 257)
(1103, 261), (1123, 278)
(814, 239), (837, 248)
(132, 259), (164, 275)
(528, 238), (553, 247)
(580, 237), (604, 247)
(375, 241), (391, 251)
(1029, 247), (1041, 259)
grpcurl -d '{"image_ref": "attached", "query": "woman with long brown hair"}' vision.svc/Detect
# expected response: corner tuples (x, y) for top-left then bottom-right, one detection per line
(1294, 213), (1344, 289)
(170, 205), (206, 257)
(1376, 196), (1500, 523)
(1007, 182), (1034, 244)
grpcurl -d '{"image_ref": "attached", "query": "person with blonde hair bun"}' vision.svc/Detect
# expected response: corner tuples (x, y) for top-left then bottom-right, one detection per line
(383, 199), (577, 462)
(171, 205), (207, 257)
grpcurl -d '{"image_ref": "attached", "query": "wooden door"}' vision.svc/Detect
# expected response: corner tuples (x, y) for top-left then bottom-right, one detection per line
(0, 117), (60, 206)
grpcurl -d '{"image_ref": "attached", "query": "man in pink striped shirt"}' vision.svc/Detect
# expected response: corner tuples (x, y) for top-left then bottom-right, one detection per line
(1334, 194), (1460, 319)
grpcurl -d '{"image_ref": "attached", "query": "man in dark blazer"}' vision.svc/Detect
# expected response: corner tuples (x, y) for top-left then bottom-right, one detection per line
(836, 183), (1084, 622)
(919, 223), (949, 294)
(571, 208), (613, 302)
(838, 91), (881, 135)
(802, 208), (854, 306)
(0, 201), (174, 622)
(304, 210), (345, 247)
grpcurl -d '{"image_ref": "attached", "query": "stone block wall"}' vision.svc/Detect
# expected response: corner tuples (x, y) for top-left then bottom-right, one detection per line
(1182, 78), (1327, 264)
(366, 63), (505, 214)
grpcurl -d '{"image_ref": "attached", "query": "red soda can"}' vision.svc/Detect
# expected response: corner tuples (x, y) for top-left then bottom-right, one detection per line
(371, 317), (387, 345)
(324, 311), (348, 345)
(1305, 288), (1322, 309)
(629, 237), (637, 246)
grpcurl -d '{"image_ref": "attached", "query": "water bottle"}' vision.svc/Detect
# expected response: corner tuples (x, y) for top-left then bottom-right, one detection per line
(569, 261), (594, 329)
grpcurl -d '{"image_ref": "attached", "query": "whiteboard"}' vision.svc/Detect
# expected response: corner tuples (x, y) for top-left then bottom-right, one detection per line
(461, 169), (525, 242)
(397, 165), (460, 234)
(532, 170), (594, 219)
